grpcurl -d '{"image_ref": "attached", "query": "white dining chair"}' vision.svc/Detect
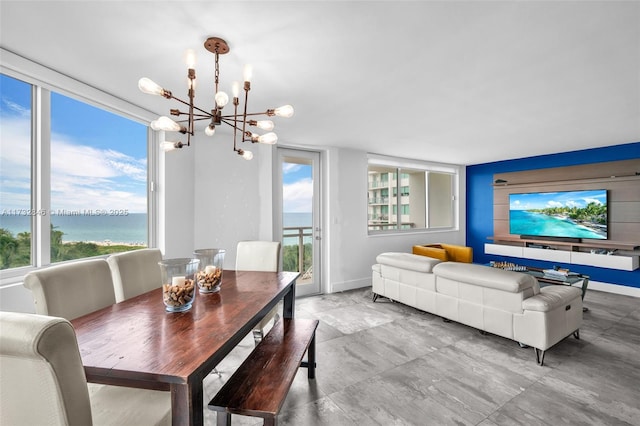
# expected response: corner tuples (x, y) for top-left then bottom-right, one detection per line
(235, 240), (281, 344)
(21, 258), (172, 422)
(107, 248), (163, 302)
(0, 311), (171, 426)
(23, 258), (117, 320)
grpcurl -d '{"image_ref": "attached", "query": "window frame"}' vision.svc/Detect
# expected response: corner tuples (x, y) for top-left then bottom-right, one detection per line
(0, 48), (158, 282)
(367, 153), (460, 235)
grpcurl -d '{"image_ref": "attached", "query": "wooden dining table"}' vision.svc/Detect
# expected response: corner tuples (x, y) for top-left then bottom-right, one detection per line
(70, 270), (299, 426)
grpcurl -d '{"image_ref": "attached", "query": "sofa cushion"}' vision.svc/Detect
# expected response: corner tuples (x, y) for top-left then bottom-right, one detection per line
(433, 262), (538, 293)
(376, 252), (441, 273)
(522, 286), (582, 312)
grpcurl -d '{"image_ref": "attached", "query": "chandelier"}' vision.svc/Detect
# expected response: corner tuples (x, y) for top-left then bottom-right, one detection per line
(138, 37), (294, 160)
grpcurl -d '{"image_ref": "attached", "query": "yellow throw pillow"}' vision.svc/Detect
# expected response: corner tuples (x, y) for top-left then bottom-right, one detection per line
(412, 245), (450, 261)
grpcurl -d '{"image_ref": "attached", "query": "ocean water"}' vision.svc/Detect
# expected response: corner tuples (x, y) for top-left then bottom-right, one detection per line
(283, 212), (312, 247)
(283, 212), (312, 228)
(510, 210), (606, 239)
(1, 212), (312, 245)
(0, 213), (147, 244)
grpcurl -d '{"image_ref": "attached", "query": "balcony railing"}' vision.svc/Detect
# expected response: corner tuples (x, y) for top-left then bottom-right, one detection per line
(368, 197), (390, 205)
(282, 226), (313, 283)
(367, 222), (415, 230)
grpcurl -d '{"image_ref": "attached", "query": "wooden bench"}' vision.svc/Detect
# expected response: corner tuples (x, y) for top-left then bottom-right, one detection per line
(208, 318), (319, 425)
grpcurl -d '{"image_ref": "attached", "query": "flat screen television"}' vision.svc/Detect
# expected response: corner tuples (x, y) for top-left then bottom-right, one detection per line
(509, 189), (608, 240)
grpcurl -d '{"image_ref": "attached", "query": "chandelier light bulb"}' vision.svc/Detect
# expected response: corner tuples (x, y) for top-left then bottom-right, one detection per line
(185, 49), (196, 69)
(243, 64), (253, 83)
(274, 105), (294, 118)
(138, 78), (165, 96)
(215, 91), (229, 108)
(255, 120), (275, 131)
(231, 81), (240, 98)
(205, 125), (215, 136)
(257, 132), (278, 145)
(151, 116), (182, 132)
(241, 150), (254, 160)
(160, 141), (178, 152)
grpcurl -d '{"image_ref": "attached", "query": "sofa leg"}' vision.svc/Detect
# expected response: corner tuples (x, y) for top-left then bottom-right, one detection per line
(518, 342), (529, 348)
(372, 293), (379, 303)
(479, 330), (488, 336)
(442, 318), (452, 323)
(534, 348), (546, 366)
(573, 329), (580, 340)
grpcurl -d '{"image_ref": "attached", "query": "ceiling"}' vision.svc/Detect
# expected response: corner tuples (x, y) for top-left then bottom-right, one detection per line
(1, 1), (638, 165)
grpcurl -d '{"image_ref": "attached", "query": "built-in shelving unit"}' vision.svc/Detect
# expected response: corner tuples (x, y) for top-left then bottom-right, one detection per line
(486, 159), (640, 272)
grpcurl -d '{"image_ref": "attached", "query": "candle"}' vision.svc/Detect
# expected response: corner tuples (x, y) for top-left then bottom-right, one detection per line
(171, 276), (186, 286)
(205, 265), (217, 274)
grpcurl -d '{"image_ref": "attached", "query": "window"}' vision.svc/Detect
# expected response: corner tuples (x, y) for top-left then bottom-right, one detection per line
(367, 155), (458, 233)
(0, 70), (152, 272)
(0, 75), (31, 269)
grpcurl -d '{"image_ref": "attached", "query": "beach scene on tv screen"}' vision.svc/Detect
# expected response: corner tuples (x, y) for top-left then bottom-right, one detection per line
(509, 190), (607, 240)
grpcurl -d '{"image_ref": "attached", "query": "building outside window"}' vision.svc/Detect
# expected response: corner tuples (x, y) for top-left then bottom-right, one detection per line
(367, 155), (458, 233)
(0, 71), (152, 272)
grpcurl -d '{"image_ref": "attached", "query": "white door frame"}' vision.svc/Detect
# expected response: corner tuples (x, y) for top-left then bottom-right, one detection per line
(274, 147), (322, 297)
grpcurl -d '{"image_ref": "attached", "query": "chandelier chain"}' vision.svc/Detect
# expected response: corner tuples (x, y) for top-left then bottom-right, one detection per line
(214, 52), (220, 94)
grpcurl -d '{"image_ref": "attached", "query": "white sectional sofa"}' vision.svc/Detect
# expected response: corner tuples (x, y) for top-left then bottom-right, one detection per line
(372, 252), (583, 365)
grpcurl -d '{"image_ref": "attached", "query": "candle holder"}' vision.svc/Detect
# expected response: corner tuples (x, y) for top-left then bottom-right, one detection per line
(193, 249), (226, 293)
(158, 258), (199, 312)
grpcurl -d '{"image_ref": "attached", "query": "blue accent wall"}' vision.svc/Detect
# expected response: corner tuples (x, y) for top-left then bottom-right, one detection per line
(466, 142), (640, 289)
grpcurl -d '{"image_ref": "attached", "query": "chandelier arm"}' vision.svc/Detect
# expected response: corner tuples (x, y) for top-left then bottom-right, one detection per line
(167, 95), (212, 117)
(240, 86), (250, 142)
(220, 118), (243, 130)
(238, 111), (271, 117)
(232, 102), (238, 152)
(220, 114), (245, 120)
(219, 111), (268, 120)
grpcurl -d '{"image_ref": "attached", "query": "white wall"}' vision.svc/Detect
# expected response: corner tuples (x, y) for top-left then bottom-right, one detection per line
(187, 141), (468, 295)
(159, 139), (195, 259)
(322, 147), (467, 293)
(191, 134), (264, 268)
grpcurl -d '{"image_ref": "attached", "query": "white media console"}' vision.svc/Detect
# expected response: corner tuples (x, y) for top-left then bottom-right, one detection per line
(485, 237), (639, 271)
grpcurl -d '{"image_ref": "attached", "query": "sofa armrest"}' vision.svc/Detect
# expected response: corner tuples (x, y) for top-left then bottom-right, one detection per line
(522, 286), (582, 312)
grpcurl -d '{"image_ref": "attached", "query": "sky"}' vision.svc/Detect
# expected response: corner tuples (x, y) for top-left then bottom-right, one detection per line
(0, 73), (148, 214)
(509, 190), (607, 211)
(282, 162), (312, 213)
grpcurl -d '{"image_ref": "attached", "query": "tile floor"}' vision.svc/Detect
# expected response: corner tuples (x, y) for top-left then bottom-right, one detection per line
(203, 287), (640, 425)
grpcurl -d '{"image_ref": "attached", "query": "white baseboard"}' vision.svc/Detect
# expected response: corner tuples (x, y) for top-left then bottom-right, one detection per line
(587, 280), (640, 298)
(330, 277), (371, 293)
